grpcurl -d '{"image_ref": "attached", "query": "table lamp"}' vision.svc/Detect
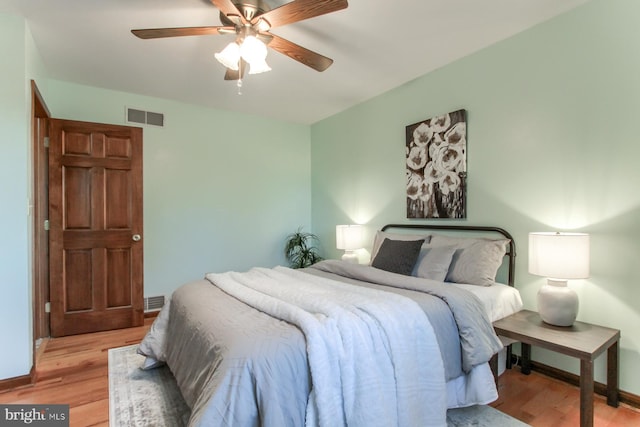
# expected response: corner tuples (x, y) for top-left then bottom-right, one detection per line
(336, 225), (363, 263)
(528, 232), (590, 326)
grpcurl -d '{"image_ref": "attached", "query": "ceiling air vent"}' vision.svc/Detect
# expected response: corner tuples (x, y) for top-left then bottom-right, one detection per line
(126, 107), (165, 127)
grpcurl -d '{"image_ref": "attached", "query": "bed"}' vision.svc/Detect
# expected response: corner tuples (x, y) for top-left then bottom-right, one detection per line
(138, 224), (523, 427)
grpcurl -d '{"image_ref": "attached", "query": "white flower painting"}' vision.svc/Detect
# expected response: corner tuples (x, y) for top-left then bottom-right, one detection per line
(406, 109), (467, 218)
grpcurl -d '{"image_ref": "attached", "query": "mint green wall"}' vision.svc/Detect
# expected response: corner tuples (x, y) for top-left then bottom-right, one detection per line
(311, 0), (640, 395)
(0, 14), (33, 379)
(46, 80), (311, 298)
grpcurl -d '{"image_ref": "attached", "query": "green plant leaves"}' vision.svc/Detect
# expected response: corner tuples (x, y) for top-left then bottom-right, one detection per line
(284, 227), (323, 269)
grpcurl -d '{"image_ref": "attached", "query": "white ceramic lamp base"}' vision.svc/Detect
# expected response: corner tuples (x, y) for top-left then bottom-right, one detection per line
(341, 251), (359, 264)
(537, 279), (579, 327)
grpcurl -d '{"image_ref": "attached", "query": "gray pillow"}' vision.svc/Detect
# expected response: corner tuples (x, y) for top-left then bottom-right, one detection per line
(371, 238), (424, 276)
(412, 245), (457, 281)
(430, 235), (509, 286)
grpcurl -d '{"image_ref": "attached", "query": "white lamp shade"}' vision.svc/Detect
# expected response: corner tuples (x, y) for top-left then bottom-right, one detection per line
(528, 232), (590, 279)
(336, 225), (363, 251)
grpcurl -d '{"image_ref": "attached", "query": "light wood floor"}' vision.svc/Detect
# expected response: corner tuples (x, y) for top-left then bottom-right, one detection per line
(493, 368), (640, 426)
(0, 319), (151, 427)
(1, 319), (639, 427)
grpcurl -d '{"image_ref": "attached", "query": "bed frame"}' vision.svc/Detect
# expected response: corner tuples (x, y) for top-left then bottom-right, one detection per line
(380, 224), (517, 287)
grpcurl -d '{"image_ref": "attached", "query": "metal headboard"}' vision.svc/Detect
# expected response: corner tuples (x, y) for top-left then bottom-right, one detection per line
(380, 224), (517, 287)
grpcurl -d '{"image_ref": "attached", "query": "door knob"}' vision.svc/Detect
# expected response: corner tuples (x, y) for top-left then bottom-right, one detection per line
(132, 234), (141, 242)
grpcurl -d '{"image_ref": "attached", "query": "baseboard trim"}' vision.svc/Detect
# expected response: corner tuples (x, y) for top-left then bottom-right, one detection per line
(0, 366), (35, 392)
(144, 310), (160, 319)
(529, 360), (640, 409)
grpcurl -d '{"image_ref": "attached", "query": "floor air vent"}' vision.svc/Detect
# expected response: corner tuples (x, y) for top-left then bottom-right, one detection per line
(126, 107), (165, 127)
(144, 295), (165, 312)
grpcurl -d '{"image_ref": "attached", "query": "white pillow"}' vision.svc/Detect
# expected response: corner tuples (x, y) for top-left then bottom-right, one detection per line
(369, 231), (431, 263)
(412, 245), (457, 281)
(429, 235), (509, 286)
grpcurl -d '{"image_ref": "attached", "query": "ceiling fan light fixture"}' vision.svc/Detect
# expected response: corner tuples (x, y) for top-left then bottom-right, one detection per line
(215, 42), (241, 70)
(133, 0), (349, 80)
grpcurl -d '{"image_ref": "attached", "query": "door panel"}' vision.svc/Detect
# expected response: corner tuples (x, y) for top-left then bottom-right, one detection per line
(64, 249), (92, 311)
(105, 169), (131, 228)
(64, 166), (92, 229)
(107, 249), (132, 307)
(49, 119), (143, 337)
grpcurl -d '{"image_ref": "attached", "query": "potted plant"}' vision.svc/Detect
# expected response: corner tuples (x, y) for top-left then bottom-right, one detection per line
(284, 227), (323, 269)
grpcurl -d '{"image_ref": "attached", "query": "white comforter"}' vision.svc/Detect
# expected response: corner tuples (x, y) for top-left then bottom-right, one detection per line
(205, 266), (447, 427)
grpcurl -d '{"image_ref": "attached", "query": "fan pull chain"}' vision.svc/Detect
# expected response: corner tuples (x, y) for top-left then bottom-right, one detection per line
(237, 61), (243, 95)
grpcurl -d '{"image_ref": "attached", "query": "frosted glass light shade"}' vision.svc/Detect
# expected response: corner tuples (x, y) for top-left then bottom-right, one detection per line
(528, 232), (590, 279)
(216, 37), (271, 75)
(248, 58), (271, 75)
(215, 42), (240, 70)
(240, 36), (267, 63)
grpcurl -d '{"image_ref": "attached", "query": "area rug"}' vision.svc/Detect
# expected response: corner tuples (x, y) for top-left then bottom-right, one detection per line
(108, 345), (190, 426)
(109, 344), (529, 427)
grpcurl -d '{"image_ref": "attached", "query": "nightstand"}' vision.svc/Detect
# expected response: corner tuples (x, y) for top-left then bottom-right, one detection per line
(493, 309), (620, 427)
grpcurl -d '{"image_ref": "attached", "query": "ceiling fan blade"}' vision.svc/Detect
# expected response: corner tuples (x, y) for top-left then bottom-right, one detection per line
(252, 0), (348, 29)
(210, 0), (247, 24)
(132, 26), (234, 39)
(268, 34), (333, 72)
(224, 60), (248, 81)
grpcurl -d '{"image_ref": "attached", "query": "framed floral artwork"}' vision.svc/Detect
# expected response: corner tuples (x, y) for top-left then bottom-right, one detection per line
(406, 109), (467, 219)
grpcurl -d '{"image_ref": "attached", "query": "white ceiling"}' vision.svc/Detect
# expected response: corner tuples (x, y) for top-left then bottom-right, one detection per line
(3, 0), (589, 124)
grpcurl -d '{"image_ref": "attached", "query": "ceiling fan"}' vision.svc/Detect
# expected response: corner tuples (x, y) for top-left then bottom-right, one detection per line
(131, 0), (349, 81)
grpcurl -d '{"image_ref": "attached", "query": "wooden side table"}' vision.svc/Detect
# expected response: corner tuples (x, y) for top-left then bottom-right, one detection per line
(493, 310), (620, 427)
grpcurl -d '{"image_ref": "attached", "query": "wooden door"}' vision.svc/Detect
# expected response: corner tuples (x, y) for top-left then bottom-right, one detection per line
(49, 119), (143, 337)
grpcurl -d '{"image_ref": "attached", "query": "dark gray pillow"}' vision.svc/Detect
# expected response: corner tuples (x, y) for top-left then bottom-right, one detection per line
(371, 238), (424, 276)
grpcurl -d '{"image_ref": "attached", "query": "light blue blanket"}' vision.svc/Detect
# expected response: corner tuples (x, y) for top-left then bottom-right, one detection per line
(206, 266), (447, 427)
(138, 261), (503, 427)
(310, 260), (503, 373)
